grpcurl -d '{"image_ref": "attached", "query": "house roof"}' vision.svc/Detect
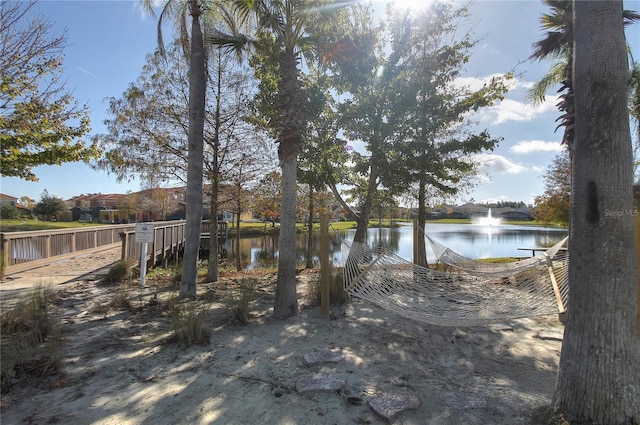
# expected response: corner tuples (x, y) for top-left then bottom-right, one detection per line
(0, 193), (18, 200)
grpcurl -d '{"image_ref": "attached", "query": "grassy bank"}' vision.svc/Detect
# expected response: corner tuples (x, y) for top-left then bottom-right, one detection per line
(0, 218), (108, 232)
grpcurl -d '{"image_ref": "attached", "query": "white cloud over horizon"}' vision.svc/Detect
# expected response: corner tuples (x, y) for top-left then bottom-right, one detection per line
(510, 139), (564, 154)
(487, 97), (557, 125)
(476, 154), (527, 175)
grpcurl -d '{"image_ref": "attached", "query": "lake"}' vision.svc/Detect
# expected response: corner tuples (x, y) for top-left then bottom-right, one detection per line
(221, 222), (568, 270)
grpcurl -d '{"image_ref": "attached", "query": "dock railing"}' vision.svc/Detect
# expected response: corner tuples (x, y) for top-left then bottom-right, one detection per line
(1, 220), (228, 275)
(1, 224), (134, 275)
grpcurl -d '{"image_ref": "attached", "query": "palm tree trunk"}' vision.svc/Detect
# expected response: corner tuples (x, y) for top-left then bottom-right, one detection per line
(273, 48), (303, 317)
(553, 1), (640, 422)
(180, 0), (206, 299)
(274, 156), (298, 317)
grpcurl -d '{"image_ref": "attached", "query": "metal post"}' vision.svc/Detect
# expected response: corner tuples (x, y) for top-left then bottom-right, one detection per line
(140, 242), (147, 287)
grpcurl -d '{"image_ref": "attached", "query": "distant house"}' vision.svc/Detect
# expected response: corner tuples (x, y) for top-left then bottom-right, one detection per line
(0, 193), (18, 208)
(0, 193), (33, 216)
(500, 207), (534, 221)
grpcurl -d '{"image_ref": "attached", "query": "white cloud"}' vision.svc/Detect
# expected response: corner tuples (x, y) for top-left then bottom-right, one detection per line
(477, 154), (526, 175)
(487, 97), (557, 125)
(455, 74), (560, 125)
(510, 140), (564, 154)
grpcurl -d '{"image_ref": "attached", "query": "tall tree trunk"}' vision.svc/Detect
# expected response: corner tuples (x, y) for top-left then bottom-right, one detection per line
(415, 180), (428, 266)
(235, 199), (241, 271)
(553, 1), (640, 422)
(206, 51), (223, 283)
(273, 48), (302, 317)
(352, 165), (378, 244)
(274, 156), (298, 316)
(180, 0), (205, 299)
(206, 174), (219, 282)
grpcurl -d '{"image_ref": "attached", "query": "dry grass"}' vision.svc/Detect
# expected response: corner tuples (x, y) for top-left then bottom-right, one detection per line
(0, 287), (64, 393)
(103, 259), (136, 284)
(230, 277), (260, 325)
(170, 302), (209, 345)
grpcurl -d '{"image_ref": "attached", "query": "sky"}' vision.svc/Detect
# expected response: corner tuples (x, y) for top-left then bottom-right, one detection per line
(1, 0), (640, 206)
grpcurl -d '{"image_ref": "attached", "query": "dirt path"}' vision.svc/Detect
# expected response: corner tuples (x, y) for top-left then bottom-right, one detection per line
(0, 246), (122, 311)
(0, 266), (563, 424)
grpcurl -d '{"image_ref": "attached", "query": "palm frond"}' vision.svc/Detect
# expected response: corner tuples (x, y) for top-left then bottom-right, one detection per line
(526, 60), (566, 104)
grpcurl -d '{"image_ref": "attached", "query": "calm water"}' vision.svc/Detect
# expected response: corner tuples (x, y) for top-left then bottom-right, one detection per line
(222, 222), (568, 269)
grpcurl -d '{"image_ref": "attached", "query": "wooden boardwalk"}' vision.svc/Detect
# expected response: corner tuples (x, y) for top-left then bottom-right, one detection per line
(1, 220), (228, 275)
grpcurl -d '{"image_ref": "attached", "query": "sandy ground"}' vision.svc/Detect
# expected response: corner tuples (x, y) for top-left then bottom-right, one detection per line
(0, 252), (564, 425)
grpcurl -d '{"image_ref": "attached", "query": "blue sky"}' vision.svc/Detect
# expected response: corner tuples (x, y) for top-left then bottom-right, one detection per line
(2, 0), (640, 206)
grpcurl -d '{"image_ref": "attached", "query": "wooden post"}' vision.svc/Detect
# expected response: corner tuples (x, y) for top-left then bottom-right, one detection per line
(413, 220), (418, 265)
(545, 254), (566, 314)
(320, 210), (330, 321)
(120, 232), (128, 261)
(1, 234), (9, 278)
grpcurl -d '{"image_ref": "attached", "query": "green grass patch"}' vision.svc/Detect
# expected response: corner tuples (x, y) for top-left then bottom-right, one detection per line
(477, 257), (522, 263)
(0, 218), (109, 232)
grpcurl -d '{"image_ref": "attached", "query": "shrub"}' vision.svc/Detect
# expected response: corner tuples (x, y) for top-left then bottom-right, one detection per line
(230, 277), (259, 325)
(0, 287), (63, 393)
(108, 283), (133, 311)
(0, 205), (19, 219)
(170, 268), (182, 289)
(170, 303), (208, 345)
(305, 269), (349, 309)
(306, 275), (321, 308)
(104, 259), (136, 284)
(331, 269), (349, 305)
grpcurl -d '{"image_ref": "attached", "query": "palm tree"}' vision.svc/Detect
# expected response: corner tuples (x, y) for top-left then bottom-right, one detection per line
(142, 0), (208, 299)
(554, 1), (640, 422)
(529, 0), (639, 150)
(219, 0), (348, 317)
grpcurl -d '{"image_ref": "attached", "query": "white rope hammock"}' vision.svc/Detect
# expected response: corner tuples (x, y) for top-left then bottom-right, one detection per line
(342, 241), (569, 327)
(426, 234), (568, 278)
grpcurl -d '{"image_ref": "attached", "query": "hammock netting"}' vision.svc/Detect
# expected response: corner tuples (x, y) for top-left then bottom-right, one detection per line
(427, 235), (568, 278)
(342, 240), (569, 327)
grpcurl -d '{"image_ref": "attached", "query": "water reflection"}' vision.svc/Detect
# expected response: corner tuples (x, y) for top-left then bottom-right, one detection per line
(221, 223), (568, 269)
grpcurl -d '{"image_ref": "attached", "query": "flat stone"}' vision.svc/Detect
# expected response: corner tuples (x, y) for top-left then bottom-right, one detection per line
(295, 374), (347, 394)
(439, 392), (487, 410)
(303, 349), (345, 366)
(368, 392), (420, 420)
(489, 323), (513, 332)
(537, 329), (564, 341)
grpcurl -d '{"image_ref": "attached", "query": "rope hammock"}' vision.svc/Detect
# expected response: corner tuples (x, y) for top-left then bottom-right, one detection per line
(342, 241), (569, 327)
(426, 234), (568, 277)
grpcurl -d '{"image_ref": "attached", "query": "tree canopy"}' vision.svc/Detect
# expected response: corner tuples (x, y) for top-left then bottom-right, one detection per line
(533, 148), (570, 226)
(33, 189), (67, 220)
(327, 3), (509, 250)
(0, 0), (97, 181)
